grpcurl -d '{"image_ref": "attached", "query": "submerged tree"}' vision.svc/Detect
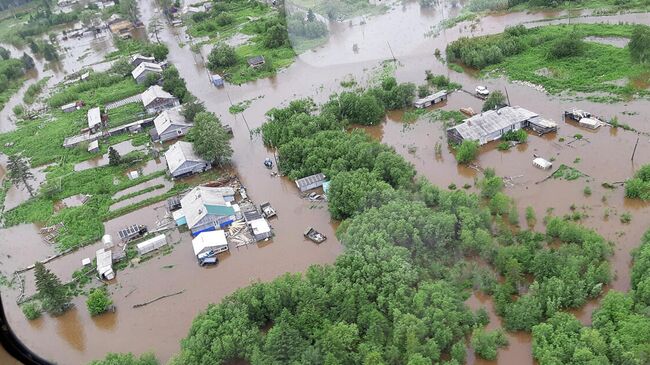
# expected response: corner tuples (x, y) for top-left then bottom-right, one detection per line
(482, 90), (507, 111)
(86, 288), (113, 316)
(21, 52), (35, 70)
(181, 99), (206, 123)
(186, 112), (232, 165)
(148, 16), (163, 43)
(207, 43), (237, 70)
(34, 262), (71, 316)
(7, 154), (35, 197)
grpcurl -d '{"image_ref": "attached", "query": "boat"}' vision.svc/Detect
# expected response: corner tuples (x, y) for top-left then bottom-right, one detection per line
(260, 202), (277, 218)
(460, 107), (475, 117)
(264, 158), (273, 169)
(304, 227), (326, 244)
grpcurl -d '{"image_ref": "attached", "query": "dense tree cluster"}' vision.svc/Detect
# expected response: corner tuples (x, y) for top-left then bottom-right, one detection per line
(625, 164), (650, 200)
(548, 35), (585, 59)
(446, 25), (528, 69)
(481, 90), (507, 111)
(186, 111), (232, 165)
(532, 230), (650, 365)
(207, 43), (238, 70)
(323, 91), (386, 125)
(262, 99), (343, 147)
(161, 66), (190, 102)
(0, 56), (26, 94)
(89, 352), (158, 365)
(287, 12), (329, 40)
(630, 25), (650, 63)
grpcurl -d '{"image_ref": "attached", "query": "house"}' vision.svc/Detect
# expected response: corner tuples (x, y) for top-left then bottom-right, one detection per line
(174, 186), (237, 235)
(533, 157), (552, 170)
(247, 56), (265, 68)
(131, 54), (156, 67)
(136, 234), (168, 255)
(211, 74), (224, 87)
(414, 90), (448, 109)
(164, 140), (211, 178)
(87, 140), (99, 153)
(87, 107), (102, 132)
(141, 85), (180, 114)
(295, 173), (326, 192)
(131, 62), (163, 84)
(151, 108), (192, 142)
(191, 230), (229, 266)
(446, 106), (539, 146)
(96, 249), (114, 280)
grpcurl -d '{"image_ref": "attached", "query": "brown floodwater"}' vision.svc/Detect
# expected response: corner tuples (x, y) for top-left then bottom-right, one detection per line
(1, 1), (649, 364)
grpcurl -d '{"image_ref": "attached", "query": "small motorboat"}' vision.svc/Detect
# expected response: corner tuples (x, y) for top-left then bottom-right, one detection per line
(264, 158), (273, 169)
(304, 227), (327, 244)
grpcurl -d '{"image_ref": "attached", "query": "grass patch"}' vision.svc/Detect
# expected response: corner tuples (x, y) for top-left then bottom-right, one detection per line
(107, 103), (148, 128)
(229, 99), (252, 114)
(0, 78), (25, 112)
(402, 109), (429, 123)
(473, 24), (650, 100)
(552, 164), (584, 181)
(23, 76), (51, 105)
(112, 184), (166, 204)
(427, 109), (466, 127)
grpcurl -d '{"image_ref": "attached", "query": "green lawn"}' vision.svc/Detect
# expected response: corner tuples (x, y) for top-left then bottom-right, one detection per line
(479, 24), (650, 101)
(108, 103), (148, 128)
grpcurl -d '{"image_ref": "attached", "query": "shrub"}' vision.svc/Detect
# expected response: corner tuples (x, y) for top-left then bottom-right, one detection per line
(549, 35), (585, 59)
(86, 288), (113, 316)
(455, 140), (479, 164)
(471, 328), (509, 360)
(207, 43), (238, 70)
(620, 212), (632, 224)
(22, 301), (42, 320)
(502, 129), (527, 143)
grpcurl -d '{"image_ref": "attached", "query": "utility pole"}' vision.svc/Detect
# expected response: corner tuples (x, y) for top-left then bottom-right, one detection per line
(631, 136), (639, 161)
(226, 91), (252, 139)
(504, 86), (511, 106)
(386, 41), (396, 63)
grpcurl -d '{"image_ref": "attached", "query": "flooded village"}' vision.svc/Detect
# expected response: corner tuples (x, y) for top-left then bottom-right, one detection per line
(0, 0), (649, 364)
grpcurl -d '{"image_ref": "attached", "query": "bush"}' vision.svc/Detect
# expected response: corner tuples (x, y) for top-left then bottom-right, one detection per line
(482, 90), (507, 112)
(471, 328), (509, 360)
(207, 43), (238, 70)
(502, 129), (527, 143)
(549, 36), (585, 59)
(629, 25), (650, 63)
(215, 13), (234, 26)
(455, 140), (479, 164)
(86, 288), (113, 316)
(21, 301), (42, 320)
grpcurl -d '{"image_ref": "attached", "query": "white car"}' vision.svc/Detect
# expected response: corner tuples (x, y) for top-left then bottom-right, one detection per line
(476, 86), (490, 96)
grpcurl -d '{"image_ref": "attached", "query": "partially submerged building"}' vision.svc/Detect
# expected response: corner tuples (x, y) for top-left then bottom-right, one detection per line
(141, 85), (180, 114)
(131, 62), (163, 84)
(87, 107), (102, 132)
(413, 90), (448, 109)
(533, 157), (552, 170)
(242, 206), (272, 241)
(136, 234), (168, 255)
(564, 109), (602, 130)
(151, 108), (192, 142)
(164, 140), (211, 178)
(247, 56), (265, 68)
(192, 230), (229, 266)
(96, 248), (114, 280)
(446, 106), (556, 146)
(295, 173), (326, 193)
(174, 186), (237, 235)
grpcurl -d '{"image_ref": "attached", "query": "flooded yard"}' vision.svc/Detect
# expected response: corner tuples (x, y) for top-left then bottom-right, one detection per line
(73, 140), (147, 172)
(1, 1), (649, 364)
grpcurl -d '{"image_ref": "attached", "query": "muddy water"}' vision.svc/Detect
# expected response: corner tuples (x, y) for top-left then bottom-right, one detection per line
(1, 1), (649, 364)
(0, 154), (51, 211)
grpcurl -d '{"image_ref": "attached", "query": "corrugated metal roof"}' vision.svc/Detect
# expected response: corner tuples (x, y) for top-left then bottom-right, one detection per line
(414, 90), (447, 105)
(141, 85), (176, 108)
(154, 107), (190, 135)
(87, 107), (101, 129)
(295, 173), (326, 189)
(131, 61), (163, 79)
(164, 140), (205, 175)
(192, 230), (227, 256)
(179, 186), (235, 229)
(448, 106), (538, 141)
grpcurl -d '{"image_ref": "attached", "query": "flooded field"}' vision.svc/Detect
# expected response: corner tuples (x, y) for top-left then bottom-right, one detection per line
(1, 1), (649, 364)
(73, 139), (147, 172)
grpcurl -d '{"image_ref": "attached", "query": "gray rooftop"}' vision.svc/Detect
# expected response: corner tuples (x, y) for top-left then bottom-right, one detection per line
(153, 107), (190, 135)
(87, 107), (102, 129)
(448, 106), (538, 141)
(164, 140), (205, 174)
(295, 173), (326, 189)
(415, 90), (448, 104)
(141, 85), (176, 108)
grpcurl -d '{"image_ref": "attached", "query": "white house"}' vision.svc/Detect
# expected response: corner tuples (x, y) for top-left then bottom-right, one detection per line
(130, 53), (155, 67)
(152, 108), (192, 142)
(192, 230), (229, 266)
(131, 62), (163, 84)
(164, 140), (211, 178)
(141, 85), (180, 114)
(174, 186), (237, 235)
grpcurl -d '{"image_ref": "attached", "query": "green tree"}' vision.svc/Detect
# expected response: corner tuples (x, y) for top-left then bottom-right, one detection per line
(7, 154), (35, 197)
(264, 22), (290, 49)
(181, 99), (206, 122)
(21, 52), (35, 70)
(162, 66), (188, 101)
(630, 25), (650, 63)
(207, 43), (237, 70)
(186, 112), (232, 165)
(471, 328), (508, 360)
(89, 352), (159, 365)
(0, 46), (10, 60)
(34, 262), (71, 316)
(144, 43), (168, 61)
(108, 147), (121, 166)
(21, 301), (42, 320)
(482, 90), (506, 111)
(549, 35), (585, 59)
(455, 140), (479, 164)
(86, 288), (113, 316)
(328, 169), (393, 219)
(119, 0), (139, 23)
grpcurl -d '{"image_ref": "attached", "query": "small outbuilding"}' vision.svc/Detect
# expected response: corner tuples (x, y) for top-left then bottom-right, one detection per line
(164, 140), (211, 178)
(96, 248), (115, 280)
(61, 102), (80, 113)
(136, 234), (168, 255)
(141, 85), (180, 114)
(414, 90), (448, 109)
(87, 107), (102, 132)
(579, 117), (601, 130)
(249, 218), (272, 242)
(247, 56), (265, 68)
(87, 140), (100, 153)
(192, 230), (229, 266)
(211, 74), (224, 87)
(131, 62), (163, 84)
(533, 157), (552, 170)
(295, 173), (326, 193)
(151, 108), (192, 142)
